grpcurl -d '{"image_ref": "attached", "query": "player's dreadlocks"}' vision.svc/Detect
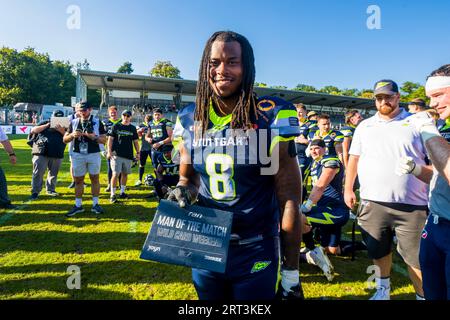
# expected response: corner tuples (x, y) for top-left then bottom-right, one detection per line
(195, 31), (257, 136)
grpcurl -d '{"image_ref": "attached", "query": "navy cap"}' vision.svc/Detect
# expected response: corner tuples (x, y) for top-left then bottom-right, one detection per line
(373, 80), (399, 96)
(122, 110), (132, 117)
(52, 110), (64, 117)
(78, 101), (92, 110)
(310, 139), (326, 148)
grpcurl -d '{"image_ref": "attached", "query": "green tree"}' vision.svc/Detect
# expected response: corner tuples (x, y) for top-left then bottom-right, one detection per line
(0, 46), (76, 106)
(117, 61), (134, 74)
(150, 61), (181, 79)
(340, 88), (360, 97)
(292, 84), (317, 92)
(400, 81), (428, 103)
(270, 85), (288, 90)
(254, 82), (268, 87)
(319, 85), (341, 95)
(359, 89), (374, 99)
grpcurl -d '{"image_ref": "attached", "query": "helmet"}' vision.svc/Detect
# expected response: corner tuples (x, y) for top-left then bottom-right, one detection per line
(144, 174), (155, 187)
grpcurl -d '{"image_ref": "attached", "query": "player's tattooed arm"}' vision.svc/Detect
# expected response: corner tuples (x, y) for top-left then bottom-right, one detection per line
(274, 141), (302, 271)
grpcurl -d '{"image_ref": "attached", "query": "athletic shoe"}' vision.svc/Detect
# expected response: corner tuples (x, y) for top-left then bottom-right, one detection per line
(299, 247), (310, 254)
(66, 205), (84, 217)
(105, 185), (111, 192)
(29, 193), (39, 201)
(134, 180), (142, 187)
(110, 195), (118, 203)
(46, 191), (60, 197)
(306, 246), (334, 281)
(68, 181), (75, 189)
(91, 204), (104, 215)
(119, 193), (129, 200)
(369, 286), (390, 300)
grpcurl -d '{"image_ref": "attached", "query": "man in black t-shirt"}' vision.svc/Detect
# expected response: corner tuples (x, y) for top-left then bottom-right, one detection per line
(135, 114), (152, 186)
(63, 101), (107, 217)
(107, 110), (140, 203)
(29, 110), (67, 200)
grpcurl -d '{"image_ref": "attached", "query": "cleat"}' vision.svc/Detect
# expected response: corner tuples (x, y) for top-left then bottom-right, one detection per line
(306, 246), (334, 281)
(134, 180), (142, 187)
(46, 191), (60, 197)
(369, 286), (390, 300)
(110, 195), (118, 203)
(119, 193), (129, 200)
(29, 193), (39, 201)
(105, 185), (111, 192)
(66, 205), (84, 217)
(91, 204), (104, 215)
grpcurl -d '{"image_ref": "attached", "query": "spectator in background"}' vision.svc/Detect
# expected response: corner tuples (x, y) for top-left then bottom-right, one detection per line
(408, 98), (428, 114)
(340, 110), (364, 169)
(135, 114), (152, 187)
(294, 103), (311, 201)
(29, 110), (67, 200)
(63, 101), (107, 217)
(103, 106), (122, 192)
(308, 114), (344, 163)
(145, 108), (173, 170)
(344, 79), (432, 300)
(107, 110), (140, 203)
(0, 126), (17, 209)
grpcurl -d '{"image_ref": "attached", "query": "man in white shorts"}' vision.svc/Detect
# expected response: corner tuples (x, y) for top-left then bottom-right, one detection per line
(63, 101), (107, 217)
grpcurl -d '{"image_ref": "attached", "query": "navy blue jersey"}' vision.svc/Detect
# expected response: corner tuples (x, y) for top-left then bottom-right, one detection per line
(295, 120), (310, 155)
(310, 155), (345, 208)
(308, 129), (344, 157)
(157, 153), (180, 176)
(339, 124), (356, 139)
(149, 118), (173, 144)
(173, 96), (300, 239)
(103, 118), (122, 135)
(438, 118), (450, 143)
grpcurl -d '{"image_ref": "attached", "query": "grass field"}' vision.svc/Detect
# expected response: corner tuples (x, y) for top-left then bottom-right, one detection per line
(0, 135), (418, 300)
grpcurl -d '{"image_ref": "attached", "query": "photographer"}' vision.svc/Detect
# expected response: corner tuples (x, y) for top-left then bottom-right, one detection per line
(29, 110), (67, 200)
(0, 126), (17, 209)
(63, 101), (107, 217)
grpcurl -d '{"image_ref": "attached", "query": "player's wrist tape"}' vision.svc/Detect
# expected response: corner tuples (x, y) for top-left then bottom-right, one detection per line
(409, 162), (422, 177)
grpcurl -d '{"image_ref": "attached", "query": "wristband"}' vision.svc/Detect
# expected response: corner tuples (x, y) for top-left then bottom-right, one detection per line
(8, 153), (15, 157)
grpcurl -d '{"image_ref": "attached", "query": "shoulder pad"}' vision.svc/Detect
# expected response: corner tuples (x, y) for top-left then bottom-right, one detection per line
(322, 156), (341, 169)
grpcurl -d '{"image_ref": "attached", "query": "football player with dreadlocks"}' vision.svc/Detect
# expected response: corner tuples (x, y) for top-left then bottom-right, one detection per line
(168, 31), (303, 300)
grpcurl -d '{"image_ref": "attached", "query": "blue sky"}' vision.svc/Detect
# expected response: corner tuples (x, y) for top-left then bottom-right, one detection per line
(1, 0), (449, 90)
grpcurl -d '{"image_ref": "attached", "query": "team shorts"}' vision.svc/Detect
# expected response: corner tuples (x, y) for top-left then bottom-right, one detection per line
(192, 236), (280, 300)
(357, 200), (427, 268)
(72, 152), (101, 177)
(111, 156), (132, 175)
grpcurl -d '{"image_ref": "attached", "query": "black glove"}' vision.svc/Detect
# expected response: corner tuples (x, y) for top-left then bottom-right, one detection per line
(166, 185), (196, 208)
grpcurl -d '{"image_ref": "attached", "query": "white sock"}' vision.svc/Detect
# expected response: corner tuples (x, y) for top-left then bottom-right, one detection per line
(416, 294), (425, 300)
(75, 198), (82, 207)
(111, 187), (116, 196)
(92, 197), (99, 206)
(121, 185), (126, 194)
(376, 277), (390, 289)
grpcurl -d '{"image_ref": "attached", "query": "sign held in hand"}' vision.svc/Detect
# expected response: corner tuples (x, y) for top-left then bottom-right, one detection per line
(140, 200), (233, 273)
